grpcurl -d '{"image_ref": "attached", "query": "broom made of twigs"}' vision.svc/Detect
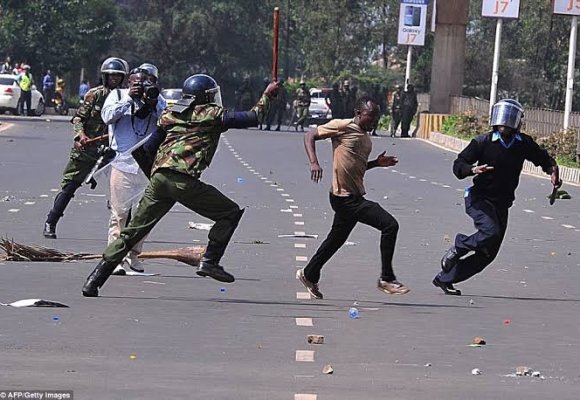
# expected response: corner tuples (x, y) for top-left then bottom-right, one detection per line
(0, 238), (206, 267)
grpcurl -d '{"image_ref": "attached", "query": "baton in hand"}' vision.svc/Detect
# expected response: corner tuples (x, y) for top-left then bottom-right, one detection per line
(549, 186), (558, 206)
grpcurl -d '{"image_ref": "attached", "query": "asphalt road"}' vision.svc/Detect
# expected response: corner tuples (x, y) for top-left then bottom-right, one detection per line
(0, 118), (579, 399)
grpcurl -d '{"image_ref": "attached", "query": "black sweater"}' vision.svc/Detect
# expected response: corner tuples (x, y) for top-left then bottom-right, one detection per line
(453, 131), (556, 208)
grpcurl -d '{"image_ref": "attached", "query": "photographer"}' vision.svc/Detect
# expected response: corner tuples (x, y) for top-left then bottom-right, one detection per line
(101, 67), (166, 275)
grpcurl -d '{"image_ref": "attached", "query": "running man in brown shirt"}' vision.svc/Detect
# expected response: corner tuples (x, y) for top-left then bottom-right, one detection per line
(298, 96), (410, 299)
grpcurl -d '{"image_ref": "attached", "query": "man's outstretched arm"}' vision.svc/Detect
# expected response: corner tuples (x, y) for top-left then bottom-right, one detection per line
(304, 128), (323, 183)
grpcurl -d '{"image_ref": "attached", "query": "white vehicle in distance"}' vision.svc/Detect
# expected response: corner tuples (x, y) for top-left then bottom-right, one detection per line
(307, 87), (332, 125)
(0, 74), (45, 116)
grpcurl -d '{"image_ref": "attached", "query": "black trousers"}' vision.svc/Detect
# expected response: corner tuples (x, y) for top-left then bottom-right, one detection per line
(391, 110), (401, 135)
(438, 193), (508, 284)
(304, 193), (399, 284)
(400, 110), (414, 137)
(19, 90), (32, 115)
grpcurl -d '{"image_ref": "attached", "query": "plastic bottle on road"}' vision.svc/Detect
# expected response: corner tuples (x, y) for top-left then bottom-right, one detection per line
(349, 307), (360, 319)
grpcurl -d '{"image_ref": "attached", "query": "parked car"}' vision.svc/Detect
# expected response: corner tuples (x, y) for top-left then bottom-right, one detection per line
(160, 88), (182, 107)
(0, 74), (45, 116)
(307, 87), (332, 125)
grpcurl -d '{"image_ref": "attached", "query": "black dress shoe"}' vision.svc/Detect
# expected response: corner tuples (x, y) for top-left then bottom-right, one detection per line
(43, 223), (57, 239)
(196, 261), (235, 283)
(432, 277), (461, 296)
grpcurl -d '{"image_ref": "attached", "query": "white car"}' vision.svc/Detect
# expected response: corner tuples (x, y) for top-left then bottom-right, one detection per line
(307, 88), (332, 125)
(0, 74), (45, 116)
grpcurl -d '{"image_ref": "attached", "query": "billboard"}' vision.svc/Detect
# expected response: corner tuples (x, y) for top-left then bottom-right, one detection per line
(553, 0), (580, 15)
(482, 0), (521, 19)
(398, 0), (429, 46)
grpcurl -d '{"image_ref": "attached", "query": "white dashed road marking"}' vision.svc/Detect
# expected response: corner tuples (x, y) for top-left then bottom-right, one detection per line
(295, 318), (313, 326)
(295, 394), (317, 400)
(295, 350), (315, 362)
(296, 292), (311, 300)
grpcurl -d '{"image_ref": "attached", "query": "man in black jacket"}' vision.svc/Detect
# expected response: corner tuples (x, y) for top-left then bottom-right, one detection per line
(433, 99), (561, 295)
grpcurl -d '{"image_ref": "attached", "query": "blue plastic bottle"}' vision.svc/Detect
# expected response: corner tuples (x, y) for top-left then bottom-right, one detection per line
(349, 307), (360, 319)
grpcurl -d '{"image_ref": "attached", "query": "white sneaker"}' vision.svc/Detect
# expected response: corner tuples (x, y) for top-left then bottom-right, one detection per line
(112, 264), (126, 276)
(124, 254), (144, 273)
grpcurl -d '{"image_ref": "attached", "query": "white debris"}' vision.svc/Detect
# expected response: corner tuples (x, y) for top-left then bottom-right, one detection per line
(188, 222), (214, 230)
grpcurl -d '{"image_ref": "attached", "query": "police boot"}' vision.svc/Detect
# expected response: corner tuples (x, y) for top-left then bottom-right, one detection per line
(43, 188), (77, 239)
(82, 259), (117, 297)
(43, 222), (57, 239)
(441, 246), (459, 272)
(196, 258), (235, 283)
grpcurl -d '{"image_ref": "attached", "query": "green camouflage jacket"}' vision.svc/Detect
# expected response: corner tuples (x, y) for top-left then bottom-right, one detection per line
(295, 87), (311, 107)
(154, 95), (269, 178)
(72, 85), (112, 140)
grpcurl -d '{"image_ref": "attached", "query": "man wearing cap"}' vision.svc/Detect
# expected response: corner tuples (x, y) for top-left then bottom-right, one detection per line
(294, 80), (310, 131)
(17, 65), (34, 116)
(433, 99), (561, 295)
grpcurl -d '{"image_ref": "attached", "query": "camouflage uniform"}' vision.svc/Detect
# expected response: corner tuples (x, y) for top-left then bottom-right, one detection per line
(45, 85), (112, 228)
(102, 95), (270, 267)
(294, 86), (311, 130)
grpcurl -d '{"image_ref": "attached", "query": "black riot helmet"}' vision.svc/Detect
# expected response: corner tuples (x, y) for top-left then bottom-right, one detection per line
(181, 74), (222, 106)
(100, 57), (128, 88)
(138, 62), (159, 83)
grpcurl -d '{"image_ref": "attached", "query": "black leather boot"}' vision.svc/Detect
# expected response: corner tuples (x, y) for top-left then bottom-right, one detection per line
(440, 246), (459, 272)
(43, 187), (77, 239)
(196, 259), (235, 283)
(43, 222), (57, 239)
(82, 259), (117, 297)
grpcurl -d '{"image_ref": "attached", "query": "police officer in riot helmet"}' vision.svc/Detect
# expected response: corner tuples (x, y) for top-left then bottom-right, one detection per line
(43, 57), (128, 239)
(433, 98), (561, 295)
(82, 74), (280, 297)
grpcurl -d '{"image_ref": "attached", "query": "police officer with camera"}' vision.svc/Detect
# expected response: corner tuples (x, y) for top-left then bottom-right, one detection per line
(100, 67), (166, 275)
(82, 74), (279, 297)
(43, 57), (129, 239)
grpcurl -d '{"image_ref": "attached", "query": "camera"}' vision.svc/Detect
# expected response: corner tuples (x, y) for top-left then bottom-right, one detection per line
(141, 80), (160, 100)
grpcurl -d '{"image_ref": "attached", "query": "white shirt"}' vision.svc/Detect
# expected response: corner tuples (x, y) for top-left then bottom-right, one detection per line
(101, 89), (166, 174)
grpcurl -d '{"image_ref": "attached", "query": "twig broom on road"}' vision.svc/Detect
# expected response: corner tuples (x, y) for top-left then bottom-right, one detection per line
(0, 237), (205, 267)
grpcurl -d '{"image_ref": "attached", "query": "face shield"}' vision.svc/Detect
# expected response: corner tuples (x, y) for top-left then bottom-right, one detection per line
(490, 100), (524, 130)
(208, 85), (222, 107)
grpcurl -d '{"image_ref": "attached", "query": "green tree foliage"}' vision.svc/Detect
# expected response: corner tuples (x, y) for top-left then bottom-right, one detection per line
(466, 0), (573, 109)
(1, 0), (579, 112)
(0, 0), (118, 81)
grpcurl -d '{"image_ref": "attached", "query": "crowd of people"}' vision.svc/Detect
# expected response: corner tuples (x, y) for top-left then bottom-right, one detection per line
(1, 55), (93, 116)
(233, 76), (418, 136)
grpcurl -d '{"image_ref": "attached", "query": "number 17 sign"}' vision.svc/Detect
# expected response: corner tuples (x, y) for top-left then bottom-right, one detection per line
(482, 0), (520, 19)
